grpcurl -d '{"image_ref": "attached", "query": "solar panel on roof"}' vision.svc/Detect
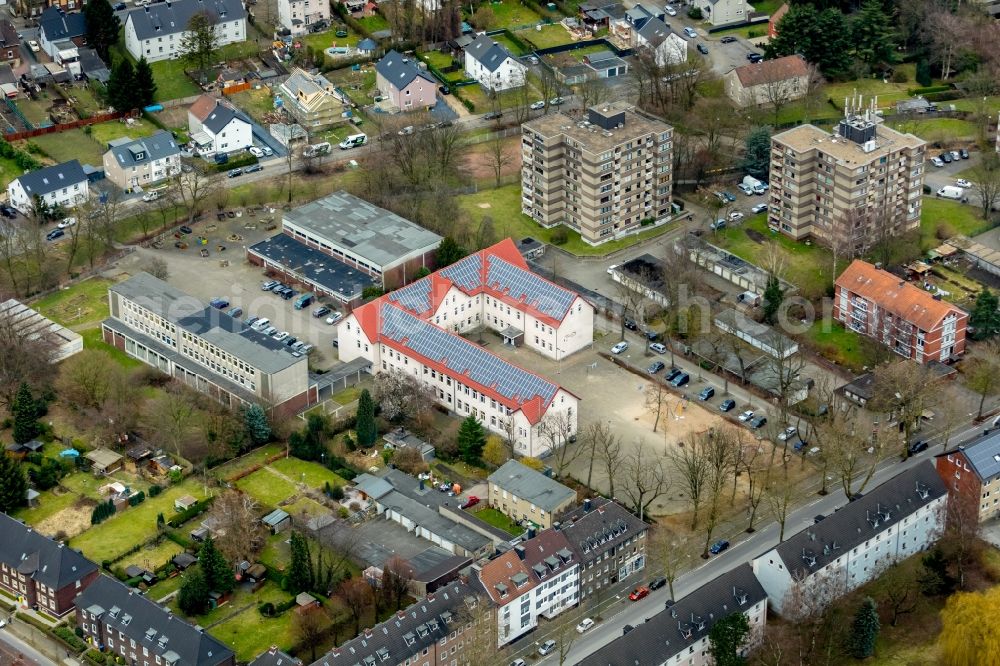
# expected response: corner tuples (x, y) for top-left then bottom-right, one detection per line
(379, 303), (557, 405)
(487, 257), (575, 319)
(388, 278), (432, 313)
(439, 254), (482, 291)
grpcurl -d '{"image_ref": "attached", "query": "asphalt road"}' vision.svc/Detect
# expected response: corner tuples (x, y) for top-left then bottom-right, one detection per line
(0, 625), (52, 666)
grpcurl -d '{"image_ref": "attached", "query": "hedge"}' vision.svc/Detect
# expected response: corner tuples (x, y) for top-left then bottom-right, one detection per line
(53, 626), (89, 653)
(909, 85), (951, 95)
(500, 29), (530, 56)
(923, 90), (964, 102)
(85, 650), (108, 666)
(17, 611), (54, 632)
(167, 498), (213, 528)
(164, 529), (193, 549)
(213, 152), (258, 173)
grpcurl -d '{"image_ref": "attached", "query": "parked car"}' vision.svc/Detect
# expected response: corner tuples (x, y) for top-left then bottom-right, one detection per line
(438, 85), (451, 95)
(698, 386), (715, 401)
(649, 576), (667, 590)
(46, 228), (64, 241)
(511, 660), (526, 666)
(248, 146), (264, 158)
(710, 219), (726, 231)
(245, 164), (263, 174)
(576, 618), (595, 634)
(179, 225), (193, 234)
(245, 316), (260, 327)
(720, 399), (736, 412)
(931, 157), (945, 167)
(325, 312), (343, 325)
(226, 307), (242, 319)
(283, 337), (298, 348)
(683, 26), (697, 38)
(112, 2), (126, 9)
(27, 40), (40, 52)
(941, 152), (953, 163)
(794, 439), (809, 452)
(530, 100), (545, 110)
(813, 514), (826, 524)
(538, 640), (557, 656)
(751, 203), (768, 214)
(250, 317), (270, 331)
(647, 361), (665, 374)
(956, 179), (972, 188)
(709, 539), (730, 555)
(0, 203), (17, 218)
(643, 329), (661, 341)
(262, 325), (277, 335)
(951, 150), (961, 161)
(747, 52), (763, 63)
(313, 306), (331, 318)
(273, 331), (289, 342)
(624, 317), (639, 331)
(738, 410), (755, 422)
(750, 415), (767, 429)
(722, 191), (737, 202)
(696, 43), (709, 55)
(398, 126), (414, 136)
(664, 367), (682, 382)
(57, 217), (77, 229)
(738, 183), (754, 196)
(209, 297), (229, 309)
(228, 168), (243, 178)
(728, 211), (745, 222)
(720, 35), (736, 43)
(611, 341), (629, 354)
(483, 111), (503, 120)
(777, 426), (797, 441)
(549, 97), (565, 106)
(960, 148), (970, 159)
(649, 342), (667, 354)
(909, 440), (929, 454)
(629, 586), (650, 601)
(664, 4), (676, 14)
(460, 495), (480, 509)
(261, 146), (273, 156)
(670, 372), (689, 387)
(141, 190), (162, 202)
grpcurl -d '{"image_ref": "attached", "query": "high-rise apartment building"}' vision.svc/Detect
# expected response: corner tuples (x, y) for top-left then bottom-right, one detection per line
(521, 102), (673, 246)
(768, 97), (926, 254)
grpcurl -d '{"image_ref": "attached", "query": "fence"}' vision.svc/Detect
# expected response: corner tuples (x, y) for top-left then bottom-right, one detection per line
(533, 37), (634, 59)
(5, 111), (124, 141)
(222, 82), (254, 96)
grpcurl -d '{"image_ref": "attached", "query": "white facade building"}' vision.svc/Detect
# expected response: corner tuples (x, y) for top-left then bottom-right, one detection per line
(277, 0), (330, 35)
(7, 160), (88, 215)
(187, 95), (254, 155)
(464, 34), (526, 91)
(752, 462), (947, 616)
(123, 0), (246, 63)
(337, 239), (592, 457)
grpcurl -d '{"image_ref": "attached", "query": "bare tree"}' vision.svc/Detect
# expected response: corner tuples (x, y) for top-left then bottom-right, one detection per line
(145, 385), (200, 458)
(877, 563), (921, 626)
(649, 526), (690, 599)
(869, 360), (942, 459)
(759, 75), (798, 126)
(700, 428), (740, 557)
(382, 556), (413, 611)
(455, 595), (496, 665)
(820, 406), (890, 499)
(57, 348), (114, 409)
(580, 421), (614, 489)
(964, 340), (1000, 422)
(372, 369), (436, 424)
(645, 381), (672, 433)
(0, 307), (56, 407)
(538, 411), (580, 476)
(292, 605), (331, 662)
(484, 132), (512, 188)
(670, 435), (711, 530)
(208, 490), (265, 563)
(596, 424), (624, 498)
(764, 473), (796, 542)
(969, 152), (1000, 220)
(338, 577), (372, 635)
(575, 76), (610, 109)
(619, 439), (668, 520)
(172, 169), (221, 223)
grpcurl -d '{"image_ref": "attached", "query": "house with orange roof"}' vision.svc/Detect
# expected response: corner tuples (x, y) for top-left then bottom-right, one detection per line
(724, 54), (809, 108)
(477, 528), (579, 646)
(834, 260), (968, 364)
(337, 239), (590, 457)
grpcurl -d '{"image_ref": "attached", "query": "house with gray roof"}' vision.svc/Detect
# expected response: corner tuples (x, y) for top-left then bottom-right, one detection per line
(375, 50), (437, 112)
(279, 190), (442, 290)
(102, 272), (315, 418)
(38, 7), (86, 63)
(936, 427), (1000, 525)
(249, 646), (300, 666)
(124, 0), (246, 63)
(753, 462), (946, 616)
(187, 95), (254, 155)
(78, 48), (110, 84)
(560, 497), (648, 601)
(0, 513), (99, 616)
(7, 159), (89, 215)
(77, 576), (235, 666)
(102, 130), (182, 192)
(463, 34), (525, 91)
(634, 16), (687, 65)
(577, 564), (767, 666)
(487, 460), (575, 528)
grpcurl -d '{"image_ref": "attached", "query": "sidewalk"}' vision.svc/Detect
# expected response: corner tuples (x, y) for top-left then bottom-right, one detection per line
(3, 615), (75, 666)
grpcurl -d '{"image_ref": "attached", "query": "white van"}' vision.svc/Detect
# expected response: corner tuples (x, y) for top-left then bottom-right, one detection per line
(338, 134), (367, 150)
(303, 142), (332, 157)
(936, 185), (965, 201)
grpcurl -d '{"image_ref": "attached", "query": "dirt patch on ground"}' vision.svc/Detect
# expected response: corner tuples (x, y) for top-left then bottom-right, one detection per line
(35, 498), (97, 540)
(459, 137), (523, 182)
(746, 229), (766, 244)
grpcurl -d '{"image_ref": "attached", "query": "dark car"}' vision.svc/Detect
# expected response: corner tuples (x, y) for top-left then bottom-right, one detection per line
(112, 1), (126, 8)
(0, 204), (17, 218)
(647, 361), (666, 374)
(46, 228), (64, 241)
(438, 85), (451, 95)
(747, 53), (763, 63)
(814, 514), (826, 524)
(709, 540), (730, 555)
(649, 576), (667, 590)
(750, 415), (767, 429)
(670, 372), (690, 387)
(722, 191), (737, 203)
(624, 317), (639, 331)
(179, 225), (193, 234)
(284, 337), (298, 347)
(228, 168), (243, 178)
(483, 111), (503, 120)
(622, 624), (635, 635)
(909, 440), (929, 454)
(696, 43), (709, 55)
(245, 164), (263, 173)
(720, 36), (736, 43)
(719, 399), (736, 412)
(664, 367), (683, 382)
(793, 439), (808, 452)
(960, 148), (970, 159)
(941, 152), (953, 163)
(644, 329), (661, 341)
(214, 153), (229, 165)
(209, 297), (229, 309)
(698, 386), (715, 401)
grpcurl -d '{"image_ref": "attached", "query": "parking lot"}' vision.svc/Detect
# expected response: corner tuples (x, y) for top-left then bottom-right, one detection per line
(119, 213), (344, 369)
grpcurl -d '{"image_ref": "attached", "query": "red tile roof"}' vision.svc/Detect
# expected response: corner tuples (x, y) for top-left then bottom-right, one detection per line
(478, 550), (535, 606)
(734, 54), (808, 88)
(188, 94), (217, 123)
(835, 260), (967, 331)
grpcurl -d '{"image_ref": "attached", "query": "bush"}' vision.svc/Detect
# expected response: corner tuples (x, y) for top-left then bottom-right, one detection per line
(84, 650), (107, 666)
(52, 626), (88, 653)
(259, 602), (276, 616)
(128, 491), (146, 507)
(687, 6), (702, 18)
(167, 498), (213, 528)
(936, 222), (956, 240)
(923, 90), (963, 102)
(549, 227), (569, 245)
(213, 152), (258, 173)
(330, 484), (345, 500)
(909, 85), (950, 95)
(149, 485), (163, 497)
(892, 70), (908, 83)
(747, 29), (760, 38)
(460, 96), (475, 112)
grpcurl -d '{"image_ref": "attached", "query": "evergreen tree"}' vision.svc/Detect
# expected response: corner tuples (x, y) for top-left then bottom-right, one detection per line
(435, 236), (467, 268)
(970, 289), (1000, 340)
(851, 0), (896, 68)
(919, 547), (956, 596)
(84, 0), (121, 63)
(242, 404), (271, 445)
(355, 389), (377, 448)
(766, 4), (851, 78)
(11, 382), (39, 444)
(456, 415), (486, 465)
(106, 58), (136, 112)
(762, 275), (783, 324)
(133, 57), (157, 108)
(286, 532), (312, 596)
(178, 571), (210, 615)
(915, 59), (932, 87)
(708, 612), (750, 666)
(742, 126), (772, 181)
(199, 537), (235, 594)
(179, 11), (220, 76)
(848, 597), (880, 659)
(0, 453), (28, 514)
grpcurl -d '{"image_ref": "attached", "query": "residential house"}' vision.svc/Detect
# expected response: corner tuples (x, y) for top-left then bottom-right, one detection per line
(85, 448), (124, 475)
(478, 529), (579, 646)
(724, 54), (810, 108)
(383, 428), (436, 462)
(936, 428), (1000, 525)
(694, 0), (749, 26)
(0, 299), (83, 361)
(262, 509), (291, 534)
(463, 34), (526, 91)
(38, 6), (85, 68)
(768, 2), (788, 38)
(487, 460), (575, 529)
(277, 0), (330, 35)
(338, 238), (591, 457)
(308, 581), (490, 666)
(838, 372), (875, 407)
(612, 2), (663, 43)
(277, 68), (346, 130)
(577, 564), (767, 666)
(78, 47), (110, 84)
(634, 17), (686, 66)
(752, 462), (946, 616)
(124, 0), (246, 63)
(249, 646), (300, 666)
(76, 576), (236, 666)
(560, 497), (647, 601)
(102, 130), (182, 192)
(0, 513), (99, 617)
(187, 95), (254, 156)
(582, 50), (629, 79)
(834, 260), (968, 363)
(7, 159), (89, 215)
(0, 21), (21, 67)
(375, 50), (437, 112)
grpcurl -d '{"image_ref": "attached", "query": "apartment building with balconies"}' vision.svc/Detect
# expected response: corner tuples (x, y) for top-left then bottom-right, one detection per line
(521, 102), (673, 246)
(768, 98), (926, 254)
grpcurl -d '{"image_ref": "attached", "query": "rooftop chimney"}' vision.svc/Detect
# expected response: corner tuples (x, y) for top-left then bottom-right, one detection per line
(583, 498), (592, 512)
(514, 545), (526, 560)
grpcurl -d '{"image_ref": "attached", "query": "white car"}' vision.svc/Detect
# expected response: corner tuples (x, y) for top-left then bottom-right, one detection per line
(248, 146), (264, 158)
(664, 4), (676, 14)
(27, 40), (40, 52)
(325, 312), (343, 325)
(611, 341), (629, 354)
(261, 146), (273, 156)
(751, 203), (768, 214)
(142, 190), (162, 202)
(649, 342), (667, 354)
(549, 97), (565, 106)
(956, 179), (972, 188)
(777, 426), (797, 441)
(273, 331), (289, 342)
(737, 183), (754, 196)
(576, 618), (595, 634)
(530, 100), (545, 110)
(57, 217), (77, 229)
(683, 27), (697, 38)
(728, 211), (745, 222)
(931, 157), (945, 167)
(738, 410), (755, 422)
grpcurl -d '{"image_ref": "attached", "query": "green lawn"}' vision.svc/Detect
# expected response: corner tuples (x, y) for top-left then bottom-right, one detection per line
(259, 532), (291, 570)
(30, 130), (104, 167)
(119, 538), (183, 573)
(235, 467), (298, 508)
(212, 444), (285, 481)
(420, 51), (455, 71)
(482, 0), (542, 28)
(208, 592), (298, 661)
(33, 277), (115, 329)
(493, 33), (529, 57)
(269, 457), (347, 489)
(69, 478), (209, 563)
(89, 118), (161, 146)
(0, 155), (25, 190)
(800, 320), (868, 373)
(302, 27), (362, 50)
(518, 23), (574, 49)
(16, 98), (53, 126)
(228, 88), (276, 124)
(473, 507), (525, 536)
(12, 487), (81, 526)
(144, 571), (187, 601)
(111, 39), (198, 102)
(80, 328), (145, 368)
(356, 14), (390, 33)
(709, 23), (770, 39)
(886, 117), (977, 140)
(332, 386), (361, 405)
(920, 198), (993, 250)
(456, 183), (677, 256)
